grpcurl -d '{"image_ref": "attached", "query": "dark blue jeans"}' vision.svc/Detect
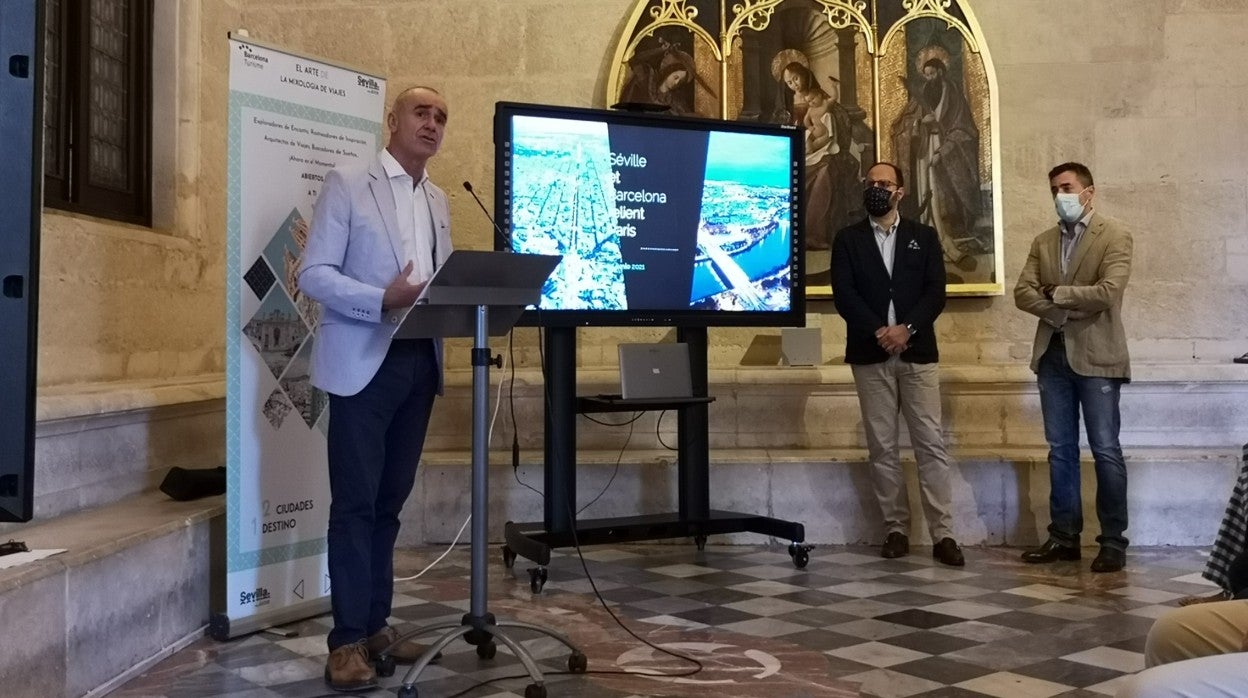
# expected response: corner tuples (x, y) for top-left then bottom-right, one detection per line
(1038, 340), (1128, 551)
(326, 339), (438, 651)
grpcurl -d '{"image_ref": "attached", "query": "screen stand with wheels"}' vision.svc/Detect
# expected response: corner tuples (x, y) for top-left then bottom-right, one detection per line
(385, 250), (584, 698)
(503, 326), (814, 593)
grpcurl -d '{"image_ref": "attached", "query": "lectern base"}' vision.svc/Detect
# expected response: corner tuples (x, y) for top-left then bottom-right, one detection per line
(389, 612), (585, 698)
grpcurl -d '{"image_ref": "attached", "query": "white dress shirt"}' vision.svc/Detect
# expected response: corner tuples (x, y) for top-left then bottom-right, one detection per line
(378, 149), (438, 285)
(871, 214), (900, 326)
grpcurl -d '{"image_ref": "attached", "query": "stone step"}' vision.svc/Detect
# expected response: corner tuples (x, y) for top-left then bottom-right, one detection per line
(411, 446), (1241, 548)
(0, 491), (222, 698)
(4, 376), (225, 533)
(424, 362), (1248, 452)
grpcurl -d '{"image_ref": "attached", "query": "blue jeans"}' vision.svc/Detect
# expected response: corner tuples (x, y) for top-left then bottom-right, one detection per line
(325, 338), (438, 651)
(1037, 340), (1128, 551)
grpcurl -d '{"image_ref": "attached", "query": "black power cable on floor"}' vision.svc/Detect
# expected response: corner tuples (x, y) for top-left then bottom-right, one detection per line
(444, 491), (705, 698)
(533, 326), (707, 682)
(444, 323), (708, 696)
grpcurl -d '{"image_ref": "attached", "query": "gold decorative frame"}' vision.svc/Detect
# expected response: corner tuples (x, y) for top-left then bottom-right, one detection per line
(606, 0), (1003, 298)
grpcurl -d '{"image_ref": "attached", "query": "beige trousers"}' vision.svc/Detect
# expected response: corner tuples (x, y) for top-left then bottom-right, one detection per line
(1114, 600), (1248, 697)
(851, 356), (954, 541)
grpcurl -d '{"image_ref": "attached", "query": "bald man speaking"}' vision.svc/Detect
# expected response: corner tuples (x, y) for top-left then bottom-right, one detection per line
(298, 86), (453, 692)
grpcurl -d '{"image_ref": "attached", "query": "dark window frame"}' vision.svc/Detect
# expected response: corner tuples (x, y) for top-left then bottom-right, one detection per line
(44, 0), (152, 226)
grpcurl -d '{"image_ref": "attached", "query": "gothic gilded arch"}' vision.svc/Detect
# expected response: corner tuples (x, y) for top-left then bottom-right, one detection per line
(606, 0), (1003, 297)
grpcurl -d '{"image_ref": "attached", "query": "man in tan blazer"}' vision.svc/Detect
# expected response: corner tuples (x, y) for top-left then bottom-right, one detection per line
(1014, 162), (1133, 573)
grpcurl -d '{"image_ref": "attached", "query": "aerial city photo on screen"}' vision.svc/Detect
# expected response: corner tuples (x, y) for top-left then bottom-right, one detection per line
(508, 113), (795, 314)
(691, 130), (793, 312)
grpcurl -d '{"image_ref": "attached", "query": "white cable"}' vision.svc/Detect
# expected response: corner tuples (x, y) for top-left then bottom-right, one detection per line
(394, 333), (510, 582)
(393, 511), (471, 582)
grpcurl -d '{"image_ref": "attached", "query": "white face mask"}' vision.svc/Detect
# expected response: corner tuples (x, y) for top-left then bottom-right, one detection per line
(1054, 192), (1085, 223)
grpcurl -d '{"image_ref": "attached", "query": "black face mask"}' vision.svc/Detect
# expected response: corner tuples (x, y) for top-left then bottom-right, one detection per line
(863, 186), (894, 218)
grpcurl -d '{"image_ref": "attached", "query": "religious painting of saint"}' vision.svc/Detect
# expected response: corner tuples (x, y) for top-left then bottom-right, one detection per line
(727, 3), (876, 291)
(618, 35), (710, 117)
(879, 14), (997, 288)
(613, 13), (722, 120)
(776, 60), (863, 258)
(605, 0), (1002, 297)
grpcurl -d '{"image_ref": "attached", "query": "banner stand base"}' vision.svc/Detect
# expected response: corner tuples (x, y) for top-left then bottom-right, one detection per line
(209, 596), (331, 641)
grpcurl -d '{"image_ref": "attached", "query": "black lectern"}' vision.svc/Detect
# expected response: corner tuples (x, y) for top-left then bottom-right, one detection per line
(387, 250), (581, 698)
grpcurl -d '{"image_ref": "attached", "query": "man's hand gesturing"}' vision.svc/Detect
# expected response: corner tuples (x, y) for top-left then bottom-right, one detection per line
(382, 261), (426, 310)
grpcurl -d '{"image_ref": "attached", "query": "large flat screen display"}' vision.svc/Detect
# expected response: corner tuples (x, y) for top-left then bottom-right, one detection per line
(495, 102), (805, 327)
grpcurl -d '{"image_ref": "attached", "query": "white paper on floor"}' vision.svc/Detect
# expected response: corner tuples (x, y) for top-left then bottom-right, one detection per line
(0, 549), (67, 570)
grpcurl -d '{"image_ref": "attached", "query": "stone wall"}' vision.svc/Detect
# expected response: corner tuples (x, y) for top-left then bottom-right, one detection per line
(30, 1), (1248, 534)
(36, 0), (1248, 389)
(217, 0), (1248, 371)
(37, 0), (241, 388)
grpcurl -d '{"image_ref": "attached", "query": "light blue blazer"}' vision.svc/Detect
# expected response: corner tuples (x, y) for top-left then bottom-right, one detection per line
(298, 155), (453, 397)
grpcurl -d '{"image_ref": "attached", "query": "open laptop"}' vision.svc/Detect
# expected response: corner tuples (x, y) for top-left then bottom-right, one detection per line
(618, 342), (693, 400)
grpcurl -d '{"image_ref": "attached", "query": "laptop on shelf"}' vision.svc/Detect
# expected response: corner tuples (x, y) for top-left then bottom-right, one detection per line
(617, 342), (693, 400)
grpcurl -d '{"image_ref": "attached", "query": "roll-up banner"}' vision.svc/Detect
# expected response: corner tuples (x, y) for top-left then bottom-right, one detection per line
(214, 34), (385, 639)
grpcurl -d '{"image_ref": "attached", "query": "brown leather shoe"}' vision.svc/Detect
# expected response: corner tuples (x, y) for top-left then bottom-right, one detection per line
(324, 641), (377, 692)
(933, 537), (965, 567)
(1021, 539), (1081, 564)
(366, 625), (440, 665)
(881, 531), (909, 559)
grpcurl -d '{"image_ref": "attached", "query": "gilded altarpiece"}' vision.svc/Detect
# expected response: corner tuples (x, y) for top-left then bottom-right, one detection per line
(607, 0), (1002, 297)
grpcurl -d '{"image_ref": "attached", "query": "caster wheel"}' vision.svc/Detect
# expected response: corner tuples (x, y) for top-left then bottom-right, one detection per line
(476, 641), (497, 659)
(788, 543), (811, 569)
(694, 535), (707, 551)
(397, 686), (418, 698)
(567, 651), (588, 673)
(524, 683), (547, 698)
(375, 654), (396, 677)
(502, 545), (517, 568)
(528, 567), (548, 593)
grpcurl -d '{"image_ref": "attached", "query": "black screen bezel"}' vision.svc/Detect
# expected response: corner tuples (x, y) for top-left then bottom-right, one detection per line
(494, 101), (806, 328)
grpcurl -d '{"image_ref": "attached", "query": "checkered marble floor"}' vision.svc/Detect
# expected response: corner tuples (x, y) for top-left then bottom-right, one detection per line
(112, 544), (1220, 698)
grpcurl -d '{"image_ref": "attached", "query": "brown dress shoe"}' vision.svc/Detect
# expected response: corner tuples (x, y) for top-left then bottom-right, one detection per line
(366, 625), (440, 665)
(1090, 547), (1126, 573)
(324, 641), (377, 692)
(933, 537), (965, 567)
(881, 531), (909, 559)
(1021, 539), (1080, 564)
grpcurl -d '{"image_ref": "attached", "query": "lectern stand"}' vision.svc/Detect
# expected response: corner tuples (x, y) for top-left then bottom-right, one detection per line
(387, 250), (582, 698)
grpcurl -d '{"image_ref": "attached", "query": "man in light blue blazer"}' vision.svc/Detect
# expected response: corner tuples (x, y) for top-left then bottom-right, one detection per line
(298, 85), (453, 692)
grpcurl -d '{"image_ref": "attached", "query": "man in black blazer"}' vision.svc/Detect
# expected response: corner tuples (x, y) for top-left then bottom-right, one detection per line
(831, 161), (964, 566)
